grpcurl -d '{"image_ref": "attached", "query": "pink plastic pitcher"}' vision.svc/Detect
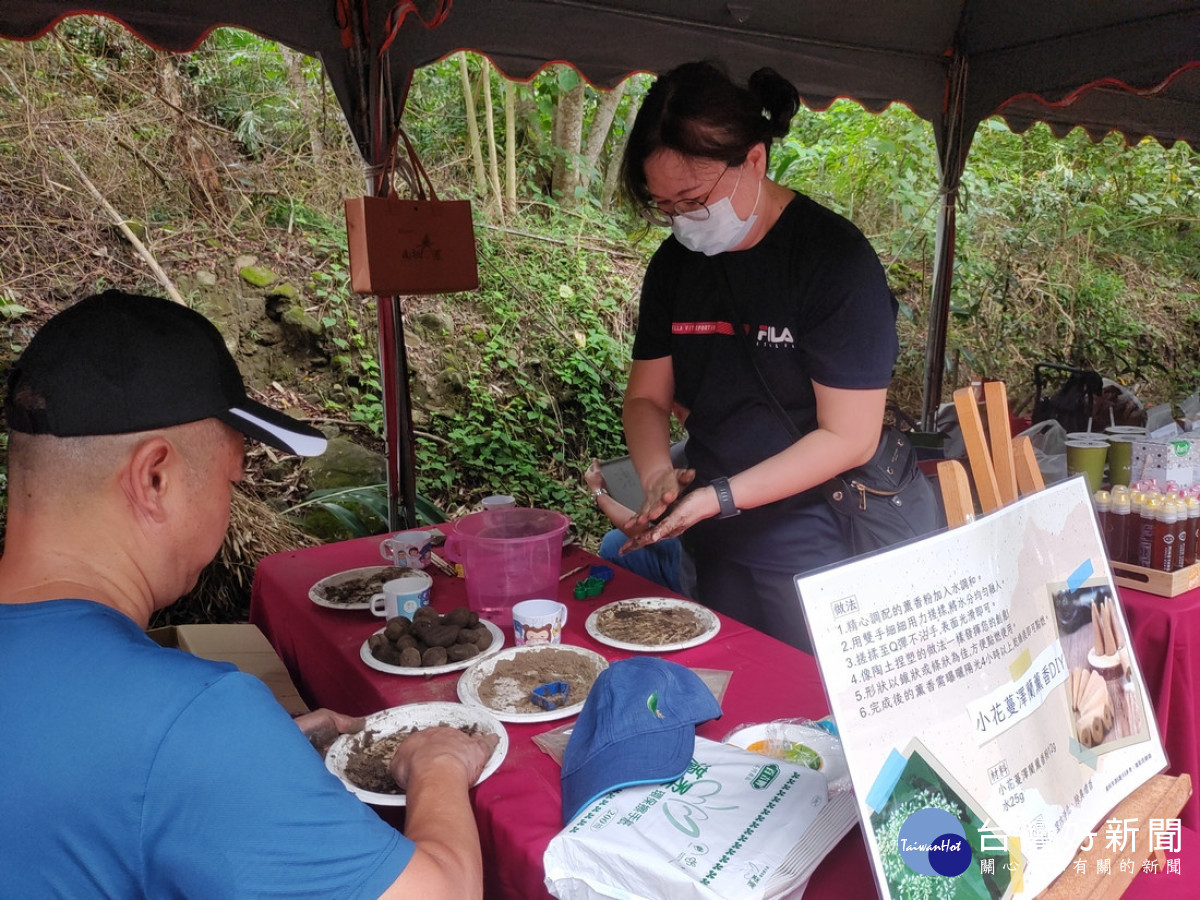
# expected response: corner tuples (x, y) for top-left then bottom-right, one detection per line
(444, 508), (570, 630)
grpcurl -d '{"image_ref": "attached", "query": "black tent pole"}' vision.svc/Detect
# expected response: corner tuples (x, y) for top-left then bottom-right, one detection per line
(921, 52), (974, 431)
(922, 189), (956, 431)
(368, 29), (419, 531)
(378, 296), (418, 530)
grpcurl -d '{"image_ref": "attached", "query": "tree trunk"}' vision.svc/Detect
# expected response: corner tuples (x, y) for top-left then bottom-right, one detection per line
(480, 58), (504, 216)
(551, 79), (586, 206)
(281, 47), (324, 164)
(581, 81), (625, 193)
(505, 79), (517, 216)
(156, 52), (227, 218)
(459, 54), (487, 195)
(602, 92), (640, 212)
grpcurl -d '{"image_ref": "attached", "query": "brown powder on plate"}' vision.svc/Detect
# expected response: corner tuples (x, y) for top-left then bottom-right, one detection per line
(319, 566), (413, 605)
(594, 602), (705, 645)
(476, 648), (603, 714)
(342, 722), (485, 793)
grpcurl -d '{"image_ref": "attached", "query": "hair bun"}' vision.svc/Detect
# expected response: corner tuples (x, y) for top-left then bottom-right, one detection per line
(748, 67), (800, 138)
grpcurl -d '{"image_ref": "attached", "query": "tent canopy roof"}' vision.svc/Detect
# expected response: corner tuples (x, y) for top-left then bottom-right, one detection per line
(5, 1), (1200, 153)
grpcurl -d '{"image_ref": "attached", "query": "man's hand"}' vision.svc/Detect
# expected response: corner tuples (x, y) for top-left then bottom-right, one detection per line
(388, 726), (500, 791)
(584, 459), (606, 494)
(294, 708), (366, 757)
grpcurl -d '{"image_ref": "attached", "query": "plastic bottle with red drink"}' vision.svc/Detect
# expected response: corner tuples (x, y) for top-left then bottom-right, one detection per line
(1109, 488), (1131, 565)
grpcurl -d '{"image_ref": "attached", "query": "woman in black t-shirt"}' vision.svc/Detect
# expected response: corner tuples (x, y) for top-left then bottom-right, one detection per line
(617, 60), (899, 653)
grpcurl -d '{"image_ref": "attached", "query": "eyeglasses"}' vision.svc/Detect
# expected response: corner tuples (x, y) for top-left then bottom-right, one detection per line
(640, 164), (731, 227)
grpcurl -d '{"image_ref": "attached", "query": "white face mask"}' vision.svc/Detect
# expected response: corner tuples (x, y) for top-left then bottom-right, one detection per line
(671, 168), (761, 256)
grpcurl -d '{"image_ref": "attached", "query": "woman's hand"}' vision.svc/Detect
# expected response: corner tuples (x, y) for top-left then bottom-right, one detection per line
(621, 467), (703, 551)
(631, 467), (684, 525)
(626, 465), (697, 526)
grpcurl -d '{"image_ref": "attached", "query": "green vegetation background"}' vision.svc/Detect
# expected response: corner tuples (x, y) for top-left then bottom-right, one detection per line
(2, 21), (1200, 548)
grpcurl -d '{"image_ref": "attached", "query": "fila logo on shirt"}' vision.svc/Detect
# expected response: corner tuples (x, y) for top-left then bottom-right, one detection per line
(670, 321), (794, 347)
(755, 324), (794, 348)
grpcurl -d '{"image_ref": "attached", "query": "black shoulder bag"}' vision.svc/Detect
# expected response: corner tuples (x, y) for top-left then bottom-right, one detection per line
(717, 266), (945, 556)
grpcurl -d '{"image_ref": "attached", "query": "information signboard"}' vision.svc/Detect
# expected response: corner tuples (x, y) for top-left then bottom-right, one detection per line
(796, 478), (1167, 898)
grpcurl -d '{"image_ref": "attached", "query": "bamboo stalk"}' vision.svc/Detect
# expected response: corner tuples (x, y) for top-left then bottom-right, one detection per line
(56, 146), (186, 306)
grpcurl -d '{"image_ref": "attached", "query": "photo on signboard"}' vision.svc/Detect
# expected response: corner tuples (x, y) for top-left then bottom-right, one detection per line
(868, 737), (1017, 900)
(1046, 576), (1150, 755)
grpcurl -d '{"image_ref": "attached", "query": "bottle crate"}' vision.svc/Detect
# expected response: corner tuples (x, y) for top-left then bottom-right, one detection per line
(1111, 560), (1200, 597)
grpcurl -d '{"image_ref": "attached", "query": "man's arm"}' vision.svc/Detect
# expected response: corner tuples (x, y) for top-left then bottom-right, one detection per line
(379, 726), (499, 900)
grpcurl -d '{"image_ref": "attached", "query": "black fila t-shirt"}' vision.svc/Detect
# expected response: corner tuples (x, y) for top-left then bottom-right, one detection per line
(632, 191), (899, 487)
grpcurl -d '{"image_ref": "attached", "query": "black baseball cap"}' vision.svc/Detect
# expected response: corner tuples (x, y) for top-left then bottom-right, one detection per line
(5, 290), (327, 456)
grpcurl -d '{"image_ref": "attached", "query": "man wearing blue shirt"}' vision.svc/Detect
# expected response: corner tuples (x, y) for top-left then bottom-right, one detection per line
(0, 291), (495, 899)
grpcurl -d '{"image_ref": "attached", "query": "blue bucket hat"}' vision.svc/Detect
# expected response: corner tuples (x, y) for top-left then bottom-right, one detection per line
(561, 658), (722, 824)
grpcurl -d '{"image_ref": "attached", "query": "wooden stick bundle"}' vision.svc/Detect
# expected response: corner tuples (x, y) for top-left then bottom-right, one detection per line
(1070, 665), (1114, 748)
(427, 552), (459, 577)
(1091, 598), (1123, 658)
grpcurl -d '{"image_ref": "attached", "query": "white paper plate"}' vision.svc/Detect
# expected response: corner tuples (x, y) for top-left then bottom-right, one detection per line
(360, 619), (505, 676)
(724, 721), (850, 790)
(325, 701), (508, 806)
(457, 644), (609, 723)
(309, 565), (417, 611)
(585, 597), (720, 653)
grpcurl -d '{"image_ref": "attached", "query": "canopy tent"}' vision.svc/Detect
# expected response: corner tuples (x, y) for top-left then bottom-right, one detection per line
(4, 1), (1200, 526)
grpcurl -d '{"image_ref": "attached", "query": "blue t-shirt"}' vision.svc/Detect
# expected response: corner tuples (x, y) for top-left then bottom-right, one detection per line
(0, 600), (414, 898)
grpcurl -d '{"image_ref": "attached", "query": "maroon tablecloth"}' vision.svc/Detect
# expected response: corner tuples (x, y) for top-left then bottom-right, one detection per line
(250, 530), (1195, 899)
(1119, 581), (1200, 831)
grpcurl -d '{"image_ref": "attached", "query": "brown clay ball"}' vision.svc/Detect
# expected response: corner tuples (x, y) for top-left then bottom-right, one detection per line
(421, 646), (449, 667)
(412, 606), (440, 625)
(384, 617), (411, 641)
(374, 644), (404, 666)
(447, 643), (480, 663)
(398, 647), (423, 668)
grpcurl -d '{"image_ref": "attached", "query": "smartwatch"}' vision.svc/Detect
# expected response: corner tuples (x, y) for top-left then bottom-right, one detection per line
(711, 477), (740, 519)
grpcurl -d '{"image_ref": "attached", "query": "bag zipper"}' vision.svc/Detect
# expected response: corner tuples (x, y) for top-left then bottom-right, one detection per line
(850, 480), (904, 509)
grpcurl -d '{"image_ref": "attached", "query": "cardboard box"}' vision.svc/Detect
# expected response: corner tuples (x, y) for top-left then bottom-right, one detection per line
(1131, 436), (1197, 488)
(147, 624), (309, 716)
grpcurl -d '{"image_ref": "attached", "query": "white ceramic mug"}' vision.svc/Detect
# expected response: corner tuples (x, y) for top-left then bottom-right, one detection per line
(512, 598), (568, 646)
(378, 529), (433, 569)
(370, 572), (434, 619)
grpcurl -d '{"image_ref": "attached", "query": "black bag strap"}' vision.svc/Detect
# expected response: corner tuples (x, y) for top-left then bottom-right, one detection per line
(716, 264), (802, 442)
(717, 264), (915, 506)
